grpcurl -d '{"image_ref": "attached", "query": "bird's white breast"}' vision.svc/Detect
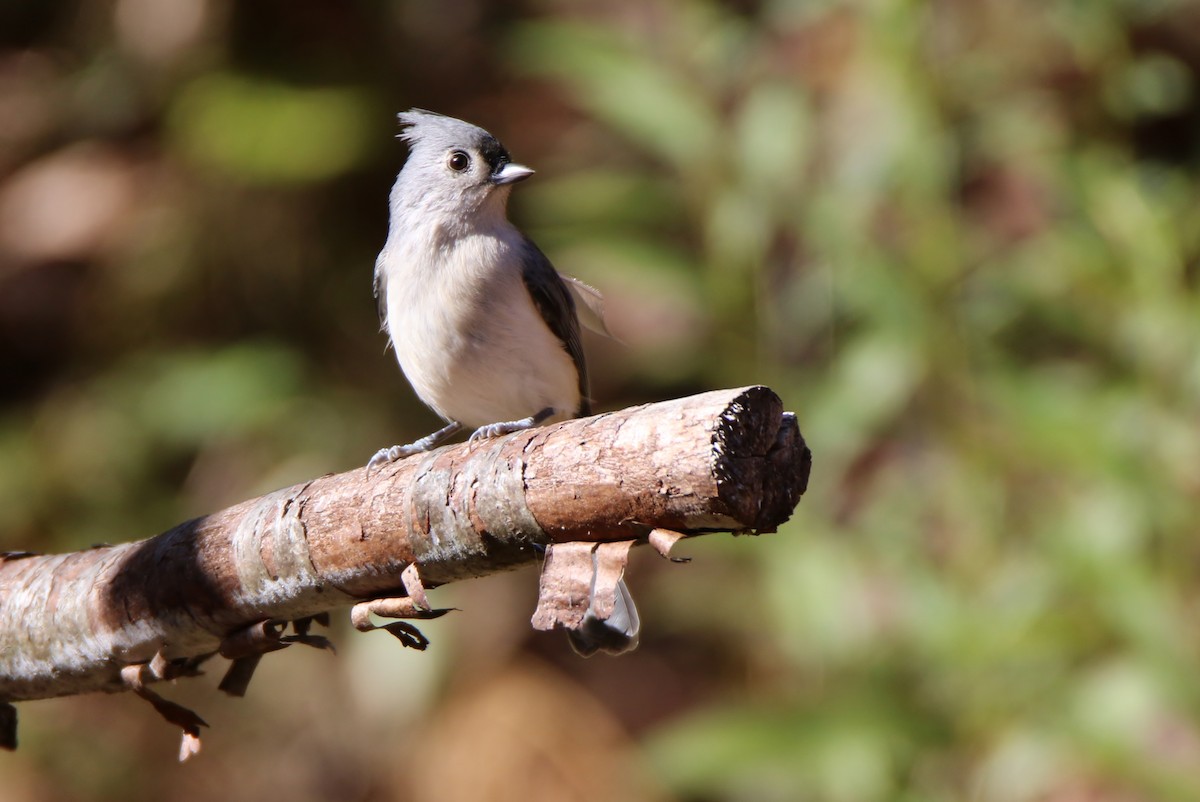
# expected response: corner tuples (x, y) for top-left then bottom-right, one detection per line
(380, 223), (580, 428)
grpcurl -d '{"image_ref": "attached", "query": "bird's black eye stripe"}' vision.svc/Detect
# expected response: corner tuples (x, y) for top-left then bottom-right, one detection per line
(447, 150), (470, 172)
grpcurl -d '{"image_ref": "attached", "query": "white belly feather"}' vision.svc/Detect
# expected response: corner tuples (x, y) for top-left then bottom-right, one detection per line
(381, 227), (580, 428)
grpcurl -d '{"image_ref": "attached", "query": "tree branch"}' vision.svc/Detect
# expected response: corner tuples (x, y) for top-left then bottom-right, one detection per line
(0, 386), (810, 751)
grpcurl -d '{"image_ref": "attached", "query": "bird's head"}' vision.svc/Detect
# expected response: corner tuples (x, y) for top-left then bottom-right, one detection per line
(392, 109), (533, 224)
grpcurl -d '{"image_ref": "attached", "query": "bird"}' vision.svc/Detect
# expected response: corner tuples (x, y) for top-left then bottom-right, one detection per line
(368, 109), (638, 656)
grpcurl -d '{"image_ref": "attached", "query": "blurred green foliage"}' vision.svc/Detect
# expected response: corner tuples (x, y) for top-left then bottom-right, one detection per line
(169, 73), (379, 183)
(2, 0), (1200, 800)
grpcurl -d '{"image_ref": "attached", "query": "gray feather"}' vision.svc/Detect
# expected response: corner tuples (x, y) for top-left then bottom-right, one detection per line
(560, 274), (614, 339)
(518, 240), (590, 417)
(373, 259), (387, 331)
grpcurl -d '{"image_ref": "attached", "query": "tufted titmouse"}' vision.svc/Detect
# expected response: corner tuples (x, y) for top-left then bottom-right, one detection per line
(367, 109), (639, 656)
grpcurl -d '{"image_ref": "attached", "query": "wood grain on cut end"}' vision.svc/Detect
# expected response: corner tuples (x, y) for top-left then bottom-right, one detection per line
(712, 386), (811, 533)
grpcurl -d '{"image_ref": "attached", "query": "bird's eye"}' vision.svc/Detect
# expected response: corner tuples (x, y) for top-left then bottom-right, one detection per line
(447, 150), (470, 172)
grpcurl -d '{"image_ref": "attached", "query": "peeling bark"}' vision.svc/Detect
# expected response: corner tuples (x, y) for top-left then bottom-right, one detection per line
(0, 386), (810, 713)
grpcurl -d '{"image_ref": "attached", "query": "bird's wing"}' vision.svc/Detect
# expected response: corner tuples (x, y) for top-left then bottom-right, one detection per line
(559, 274), (616, 339)
(520, 240), (590, 416)
(373, 258), (388, 331)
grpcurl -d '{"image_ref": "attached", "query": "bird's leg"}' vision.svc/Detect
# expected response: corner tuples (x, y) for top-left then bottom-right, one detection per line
(468, 406), (555, 442)
(367, 420), (462, 472)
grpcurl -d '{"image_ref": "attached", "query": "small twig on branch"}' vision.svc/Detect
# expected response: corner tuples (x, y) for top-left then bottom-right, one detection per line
(0, 386), (810, 756)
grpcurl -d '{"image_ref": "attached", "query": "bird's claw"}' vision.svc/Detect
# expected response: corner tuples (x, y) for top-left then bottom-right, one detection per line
(468, 407), (554, 442)
(366, 444), (422, 473)
(468, 419), (529, 442)
(367, 421), (464, 471)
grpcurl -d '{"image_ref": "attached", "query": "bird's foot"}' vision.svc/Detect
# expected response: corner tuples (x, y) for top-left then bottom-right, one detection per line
(468, 407), (555, 442)
(366, 443), (424, 472)
(366, 421), (463, 472)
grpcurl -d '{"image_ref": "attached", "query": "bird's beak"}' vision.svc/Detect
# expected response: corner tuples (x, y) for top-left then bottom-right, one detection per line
(491, 163), (534, 185)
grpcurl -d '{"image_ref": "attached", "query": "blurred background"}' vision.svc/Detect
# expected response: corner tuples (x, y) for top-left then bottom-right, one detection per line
(2, 0), (1200, 799)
